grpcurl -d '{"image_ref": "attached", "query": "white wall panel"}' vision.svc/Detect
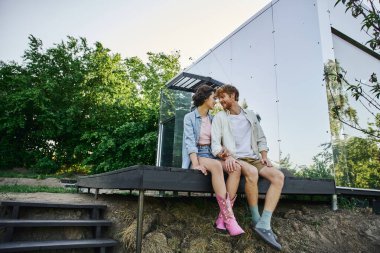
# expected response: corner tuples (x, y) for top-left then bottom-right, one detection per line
(273, 0), (331, 166)
(187, 3), (280, 163)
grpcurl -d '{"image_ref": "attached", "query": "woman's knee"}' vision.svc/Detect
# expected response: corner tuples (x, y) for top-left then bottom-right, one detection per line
(234, 165), (242, 174)
(207, 160), (224, 175)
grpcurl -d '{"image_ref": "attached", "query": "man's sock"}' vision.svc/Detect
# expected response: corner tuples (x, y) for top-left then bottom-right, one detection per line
(255, 210), (272, 230)
(249, 205), (261, 225)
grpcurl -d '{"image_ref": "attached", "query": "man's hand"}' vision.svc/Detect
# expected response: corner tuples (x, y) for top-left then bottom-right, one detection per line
(224, 156), (241, 172)
(218, 146), (230, 160)
(261, 157), (273, 167)
(193, 165), (208, 175)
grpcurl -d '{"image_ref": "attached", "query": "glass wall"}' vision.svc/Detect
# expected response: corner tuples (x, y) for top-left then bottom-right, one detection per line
(158, 0), (379, 189)
(185, 0), (333, 177)
(325, 34), (380, 189)
(159, 89), (192, 167)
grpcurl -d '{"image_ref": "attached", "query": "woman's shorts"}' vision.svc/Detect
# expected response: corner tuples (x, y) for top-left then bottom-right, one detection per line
(197, 145), (216, 159)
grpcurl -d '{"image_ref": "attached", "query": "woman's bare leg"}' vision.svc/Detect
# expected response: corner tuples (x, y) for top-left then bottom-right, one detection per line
(199, 157), (226, 196)
(220, 160), (241, 198)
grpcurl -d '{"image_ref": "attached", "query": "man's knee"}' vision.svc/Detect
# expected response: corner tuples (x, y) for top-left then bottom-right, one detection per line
(245, 167), (259, 184)
(228, 166), (241, 176)
(272, 170), (285, 188)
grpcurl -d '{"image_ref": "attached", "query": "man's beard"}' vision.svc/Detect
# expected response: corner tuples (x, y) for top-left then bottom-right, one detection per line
(221, 101), (232, 110)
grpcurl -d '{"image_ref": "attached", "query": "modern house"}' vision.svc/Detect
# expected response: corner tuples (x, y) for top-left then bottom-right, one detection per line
(156, 0), (380, 189)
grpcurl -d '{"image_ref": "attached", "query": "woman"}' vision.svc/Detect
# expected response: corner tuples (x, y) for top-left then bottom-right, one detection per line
(181, 84), (244, 236)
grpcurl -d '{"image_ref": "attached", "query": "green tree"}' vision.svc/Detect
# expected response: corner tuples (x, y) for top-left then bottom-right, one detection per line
(280, 145), (334, 180)
(0, 35), (181, 174)
(333, 136), (380, 188)
(335, 0), (379, 51)
(295, 143), (334, 179)
(324, 59), (379, 140)
(330, 1), (380, 140)
(240, 98), (248, 109)
(77, 52), (181, 173)
(0, 61), (32, 169)
(322, 2), (380, 188)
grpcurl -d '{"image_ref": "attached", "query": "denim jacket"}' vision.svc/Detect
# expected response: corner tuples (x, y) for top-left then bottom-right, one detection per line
(181, 108), (213, 169)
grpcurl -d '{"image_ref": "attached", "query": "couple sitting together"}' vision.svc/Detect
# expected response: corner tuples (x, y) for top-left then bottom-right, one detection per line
(182, 84), (284, 251)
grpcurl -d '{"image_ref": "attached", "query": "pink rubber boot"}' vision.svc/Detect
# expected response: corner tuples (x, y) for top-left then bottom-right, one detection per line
(215, 194), (237, 230)
(216, 193), (245, 236)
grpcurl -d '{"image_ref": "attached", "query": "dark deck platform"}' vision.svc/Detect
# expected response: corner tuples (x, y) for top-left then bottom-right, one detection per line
(76, 165), (336, 195)
(76, 165), (336, 253)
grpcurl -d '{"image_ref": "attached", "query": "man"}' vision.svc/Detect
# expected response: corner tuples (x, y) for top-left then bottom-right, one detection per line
(211, 84), (284, 251)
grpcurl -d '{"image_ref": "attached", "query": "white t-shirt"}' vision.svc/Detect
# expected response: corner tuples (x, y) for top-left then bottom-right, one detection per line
(228, 111), (259, 159)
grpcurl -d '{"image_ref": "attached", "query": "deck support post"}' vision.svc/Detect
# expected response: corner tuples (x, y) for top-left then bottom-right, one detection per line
(95, 188), (99, 199)
(136, 189), (145, 253)
(332, 194), (338, 211)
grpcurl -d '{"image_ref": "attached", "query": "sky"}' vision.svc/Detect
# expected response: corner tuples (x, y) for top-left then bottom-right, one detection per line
(0, 0), (270, 68)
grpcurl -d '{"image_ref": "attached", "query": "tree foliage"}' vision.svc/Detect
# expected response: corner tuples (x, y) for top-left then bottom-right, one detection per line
(294, 143), (334, 180)
(315, 1), (380, 189)
(333, 136), (380, 188)
(0, 35), (181, 174)
(330, 1), (380, 140)
(280, 143), (334, 180)
(335, 0), (380, 51)
(324, 59), (380, 140)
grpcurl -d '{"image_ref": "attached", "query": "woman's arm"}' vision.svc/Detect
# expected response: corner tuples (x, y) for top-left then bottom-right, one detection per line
(183, 113), (198, 155)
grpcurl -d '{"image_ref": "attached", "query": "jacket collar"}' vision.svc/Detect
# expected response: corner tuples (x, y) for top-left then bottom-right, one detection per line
(225, 107), (247, 116)
(195, 107), (212, 118)
(195, 108), (201, 117)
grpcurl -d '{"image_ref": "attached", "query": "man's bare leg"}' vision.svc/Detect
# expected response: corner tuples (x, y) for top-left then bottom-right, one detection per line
(252, 166), (284, 250)
(238, 160), (261, 224)
(259, 166), (284, 212)
(239, 160), (259, 206)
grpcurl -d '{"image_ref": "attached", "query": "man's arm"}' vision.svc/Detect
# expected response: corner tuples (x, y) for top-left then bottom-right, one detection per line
(253, 112), (269, 153)
(211, 113), (223, 157)
(260, 150), (272, 167)
(252, 111), (272, 166)
(212, 112), (241, 172)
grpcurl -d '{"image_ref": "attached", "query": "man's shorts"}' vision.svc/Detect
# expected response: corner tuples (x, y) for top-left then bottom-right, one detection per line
(238, 157), (266, 171)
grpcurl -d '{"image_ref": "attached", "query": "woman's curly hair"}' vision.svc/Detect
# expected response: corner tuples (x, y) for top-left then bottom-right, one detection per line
(192, 84), (215, 107)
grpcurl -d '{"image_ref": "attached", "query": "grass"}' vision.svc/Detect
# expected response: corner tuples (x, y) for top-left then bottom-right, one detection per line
(338, 196), (370, 209)
(283, 195), (331, 202)
(0, 170), (61, 179)
(0, 184), (77, 193)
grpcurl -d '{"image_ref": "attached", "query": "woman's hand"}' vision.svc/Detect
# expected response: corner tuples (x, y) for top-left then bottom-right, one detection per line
(193, 164), (208, 175)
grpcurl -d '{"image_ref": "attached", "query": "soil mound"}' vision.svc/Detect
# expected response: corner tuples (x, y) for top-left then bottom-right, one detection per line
(1, 192), (379, 253)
